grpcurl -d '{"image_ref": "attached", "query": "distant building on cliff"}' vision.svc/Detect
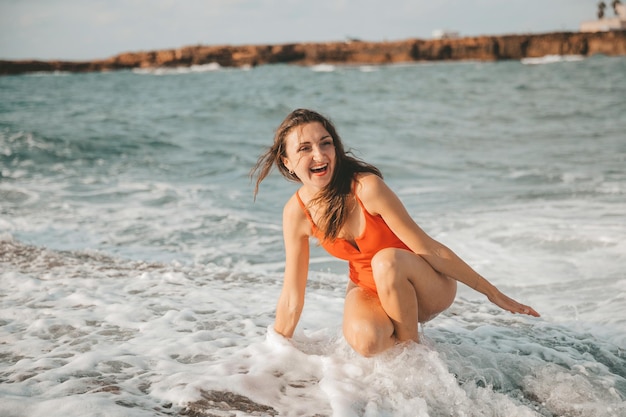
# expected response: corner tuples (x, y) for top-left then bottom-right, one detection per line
(580, 1), (626, 32)
(431, 29), (460, 40)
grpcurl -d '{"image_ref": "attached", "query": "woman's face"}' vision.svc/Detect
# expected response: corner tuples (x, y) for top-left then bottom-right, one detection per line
(282, 122), (336, 191)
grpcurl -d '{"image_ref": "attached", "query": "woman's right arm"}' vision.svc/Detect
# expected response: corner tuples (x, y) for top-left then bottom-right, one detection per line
(274, 196), (310, 338)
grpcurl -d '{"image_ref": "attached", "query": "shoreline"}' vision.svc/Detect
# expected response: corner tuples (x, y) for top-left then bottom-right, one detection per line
(1, 30), (626, 76)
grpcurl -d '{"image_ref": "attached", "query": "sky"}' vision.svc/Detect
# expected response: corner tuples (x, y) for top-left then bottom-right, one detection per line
(0, 0), (603, 61)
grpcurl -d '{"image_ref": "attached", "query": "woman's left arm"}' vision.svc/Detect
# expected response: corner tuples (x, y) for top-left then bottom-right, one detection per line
(360, 175), (539, 317)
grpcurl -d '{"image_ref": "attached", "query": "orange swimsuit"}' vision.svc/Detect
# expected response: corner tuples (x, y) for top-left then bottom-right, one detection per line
(296, 189), (411, 294)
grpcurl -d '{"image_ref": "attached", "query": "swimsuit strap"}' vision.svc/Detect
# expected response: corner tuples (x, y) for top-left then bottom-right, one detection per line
(354, 191), (367, 213)
(352, 180), (374, 219)
(295, 190), (317, 230)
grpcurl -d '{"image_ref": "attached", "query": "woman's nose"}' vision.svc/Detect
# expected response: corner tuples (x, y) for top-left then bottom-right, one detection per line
(312, 145), (323, 160)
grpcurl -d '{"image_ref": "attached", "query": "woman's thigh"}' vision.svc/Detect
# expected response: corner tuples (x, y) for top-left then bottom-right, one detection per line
(342, 284), (395, 356)
(373, 248), (457, 323)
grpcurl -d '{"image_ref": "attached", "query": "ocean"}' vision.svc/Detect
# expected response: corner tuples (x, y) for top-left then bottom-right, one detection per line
(1, 55), (625, 417)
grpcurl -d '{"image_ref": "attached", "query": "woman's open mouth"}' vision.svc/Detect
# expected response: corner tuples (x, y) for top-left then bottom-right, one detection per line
(310, 164), (328, 175)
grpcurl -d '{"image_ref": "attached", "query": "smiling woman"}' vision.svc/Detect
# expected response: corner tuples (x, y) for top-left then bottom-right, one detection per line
(251, 108), (539, 357)
(284, 122), (336, 187)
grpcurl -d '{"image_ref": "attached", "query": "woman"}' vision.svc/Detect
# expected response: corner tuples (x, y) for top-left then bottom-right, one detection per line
(252, 109), (539, 357)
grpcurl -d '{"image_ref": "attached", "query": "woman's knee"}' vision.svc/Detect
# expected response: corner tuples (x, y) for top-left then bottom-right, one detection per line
(371, 248), (400, 287)
(371, 249), (426, 291)
(371, 248), (398, 273)
(343, 318), (391, 357)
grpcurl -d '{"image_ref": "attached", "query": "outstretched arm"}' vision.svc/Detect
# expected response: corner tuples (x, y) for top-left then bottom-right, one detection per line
(274, 196), (311, 338)
(359, 174), (539, 317)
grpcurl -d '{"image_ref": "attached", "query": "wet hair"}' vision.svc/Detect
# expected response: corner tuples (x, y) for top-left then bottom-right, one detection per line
(251, 108), (382, 241)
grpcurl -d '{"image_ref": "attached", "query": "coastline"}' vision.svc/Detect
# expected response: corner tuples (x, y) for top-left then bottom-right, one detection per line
(1, 30), (625, 76)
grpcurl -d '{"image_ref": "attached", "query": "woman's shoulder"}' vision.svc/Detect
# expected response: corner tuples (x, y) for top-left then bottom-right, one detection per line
(283, 190), (303, 216)
(282, 190), (311, 234)
(354, 172), (393, 215)
(354, 172), (386, 195)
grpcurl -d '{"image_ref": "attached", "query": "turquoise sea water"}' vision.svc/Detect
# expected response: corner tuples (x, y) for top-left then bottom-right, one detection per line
(1, 56), (625, 416)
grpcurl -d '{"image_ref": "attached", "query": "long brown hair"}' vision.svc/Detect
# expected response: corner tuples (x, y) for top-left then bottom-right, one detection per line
(251, 109), (382, 241)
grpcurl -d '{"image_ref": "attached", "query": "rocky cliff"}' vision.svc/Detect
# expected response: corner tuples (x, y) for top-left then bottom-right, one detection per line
(2, 31), (625, 76)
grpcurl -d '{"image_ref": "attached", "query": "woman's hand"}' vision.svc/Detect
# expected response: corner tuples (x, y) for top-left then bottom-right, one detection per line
(488, 289), (540, 317)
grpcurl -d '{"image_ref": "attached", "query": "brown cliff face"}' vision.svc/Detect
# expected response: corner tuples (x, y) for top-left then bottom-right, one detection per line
(1, 31), (625, 76)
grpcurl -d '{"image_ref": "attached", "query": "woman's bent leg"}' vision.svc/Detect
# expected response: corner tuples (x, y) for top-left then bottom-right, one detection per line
(371, 248), (457, 343)
(343, 284), (395, 357)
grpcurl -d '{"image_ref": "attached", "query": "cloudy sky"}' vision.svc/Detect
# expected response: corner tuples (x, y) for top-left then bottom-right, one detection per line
(0, 0), (601, 61)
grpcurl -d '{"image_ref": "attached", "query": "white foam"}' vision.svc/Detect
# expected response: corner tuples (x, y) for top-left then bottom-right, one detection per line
(1, 240), (624, 417)
(132, 62), (223, 75)
(523, 364), (626, 417)
(24, 71), (72, 77)
(521, 55), (585, 65)
(311, 64), (336, 72)
(359, 65), (379, 72)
